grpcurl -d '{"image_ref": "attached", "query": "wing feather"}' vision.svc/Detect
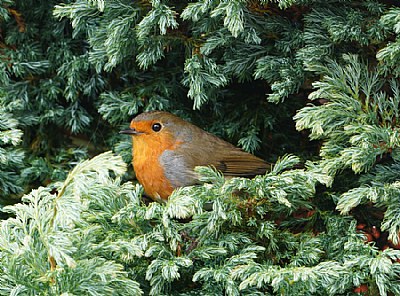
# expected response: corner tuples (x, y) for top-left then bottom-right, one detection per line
(214, 150), (271, 177)
(176, 123), (271, 178)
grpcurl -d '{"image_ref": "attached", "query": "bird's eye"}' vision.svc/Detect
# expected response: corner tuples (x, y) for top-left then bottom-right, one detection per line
(152, 123), (162, 132)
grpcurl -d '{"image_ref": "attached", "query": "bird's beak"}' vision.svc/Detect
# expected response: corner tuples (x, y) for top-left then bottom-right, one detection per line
(119, 128), (141, 135)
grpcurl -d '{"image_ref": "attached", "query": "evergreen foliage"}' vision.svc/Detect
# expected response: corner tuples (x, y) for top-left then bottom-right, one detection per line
(1, 0), (400, 295)
(0, 103), (24, 202)
(3, 152), (400, 295)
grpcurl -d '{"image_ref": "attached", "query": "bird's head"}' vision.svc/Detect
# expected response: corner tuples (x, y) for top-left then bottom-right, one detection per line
(120, 111), (191, 146)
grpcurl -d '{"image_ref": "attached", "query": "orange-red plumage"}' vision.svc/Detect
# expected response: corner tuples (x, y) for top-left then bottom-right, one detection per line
(120, 111), (270, 201)
(128, 120), (179, 200)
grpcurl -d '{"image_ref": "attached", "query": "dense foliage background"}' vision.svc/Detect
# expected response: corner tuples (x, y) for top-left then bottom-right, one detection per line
(1, 0), (400, 295)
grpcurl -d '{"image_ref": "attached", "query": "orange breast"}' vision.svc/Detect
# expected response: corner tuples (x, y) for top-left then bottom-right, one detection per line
(132, 132), (177, 200)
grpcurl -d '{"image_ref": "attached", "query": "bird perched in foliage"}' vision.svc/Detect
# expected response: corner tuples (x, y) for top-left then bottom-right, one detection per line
(120, 111), (271, 201)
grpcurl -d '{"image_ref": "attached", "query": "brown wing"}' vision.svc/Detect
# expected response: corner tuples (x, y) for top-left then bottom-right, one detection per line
(180, 125), (271, 177)
(214, 149), (271, 177)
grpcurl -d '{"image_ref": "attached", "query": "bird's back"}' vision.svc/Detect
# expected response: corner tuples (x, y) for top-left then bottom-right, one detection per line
(159, 120), (270, 187)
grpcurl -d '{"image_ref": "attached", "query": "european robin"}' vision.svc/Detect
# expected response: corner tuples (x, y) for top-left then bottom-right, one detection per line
(120, 111), (271, 201)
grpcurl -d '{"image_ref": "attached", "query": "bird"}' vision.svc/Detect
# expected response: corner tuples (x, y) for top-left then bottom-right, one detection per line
(120, 111), (271, 201)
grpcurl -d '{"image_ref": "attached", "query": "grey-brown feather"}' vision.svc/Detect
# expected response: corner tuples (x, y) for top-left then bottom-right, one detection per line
(146, 111), (271, 187)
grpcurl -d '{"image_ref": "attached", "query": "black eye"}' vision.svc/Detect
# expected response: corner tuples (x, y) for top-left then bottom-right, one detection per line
(152, 123), (162, 132)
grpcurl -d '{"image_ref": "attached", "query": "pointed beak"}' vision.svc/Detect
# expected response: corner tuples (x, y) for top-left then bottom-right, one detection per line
(119, 128), (141, 135)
